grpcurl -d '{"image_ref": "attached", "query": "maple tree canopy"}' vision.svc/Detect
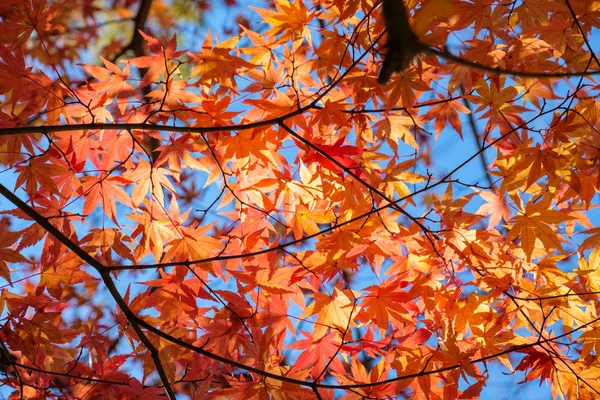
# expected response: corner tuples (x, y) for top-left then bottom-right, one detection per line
(1, 0), (600, 398)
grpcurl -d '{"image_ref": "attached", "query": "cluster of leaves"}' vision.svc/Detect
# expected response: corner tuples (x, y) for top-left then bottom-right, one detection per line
(1, 0), (600, 398)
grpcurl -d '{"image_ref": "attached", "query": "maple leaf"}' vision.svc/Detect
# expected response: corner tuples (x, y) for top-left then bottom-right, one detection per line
(153, 133), (215, 182)
(467, 78), (518, 111)
(411, 0), (455, 37)
(83, 57), (137, 113)
(300, 287), (358, 339)
(82, 228), (134, 263)
(127, 200), (178, 262)
(238, 25), (274, 68)
(80, 175), (132, 225)
(579, 325), (600, 360)
(0, 230), (30, 283)
(1, 0), (63, 44)
(505, 196), (575, 261)
(40, 251), (98, 299)
(67, 85), (113, 123)
(143, 269), (213, 320)
(515, 349), (555, 384)
(124, 379), (168, 398)
(188, 34), (255, 89)
(233, 263), (295, 296)
(465, 77), (530, 128)
(302, 138), (365, 177)
(14, 156), (66, 196)
(162, 223), (222, 264)
(381, 158), (425, 200)
(290, 204), (335, 239)
(251, 0), (314, 46)
(243, 88), (297, 118)
(374, 115), (419, 152)
(145, 79), (201, 109)
(221, 129), (279, 167)
(453, 0), (496, 33)
(123, 159), (176, 207)
(129, 32), (185, 85)
(14, 222), (47, 251)
(423, 96), (471, 139)
(576, 245), (600, 292)
(385, 68), (432, 107)
(476, 190), (512, 230)
(510, 142), (569, 190)
(451, 292), (489, 335)
(192, 96), (241, 126)
(356, 280), (415, 332)
(515, 77), (560, 109)
(287, 331), (345, 380)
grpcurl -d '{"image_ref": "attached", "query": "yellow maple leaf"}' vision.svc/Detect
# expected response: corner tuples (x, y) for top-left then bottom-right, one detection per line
(506, 196), (574, 261)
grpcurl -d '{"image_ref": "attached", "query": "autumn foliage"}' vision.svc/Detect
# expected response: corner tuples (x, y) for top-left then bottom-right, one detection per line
(2, 0), (600, 398)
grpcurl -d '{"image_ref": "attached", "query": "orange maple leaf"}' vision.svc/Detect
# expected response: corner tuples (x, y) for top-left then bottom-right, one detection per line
(83, 57), (137, 113)
(0, 230), (30, 283)
(123, 159), (176, 207)
(288, 330), (345, 379)
(505, 196), (575, 261)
